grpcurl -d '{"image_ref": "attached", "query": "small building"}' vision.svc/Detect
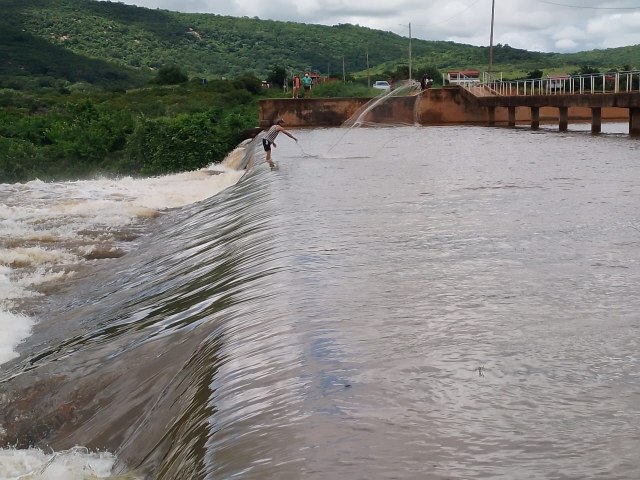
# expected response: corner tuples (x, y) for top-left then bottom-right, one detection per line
(547, 74), (569, 91)
(447, 70), (481, 86)
(307, 72), (324, 85)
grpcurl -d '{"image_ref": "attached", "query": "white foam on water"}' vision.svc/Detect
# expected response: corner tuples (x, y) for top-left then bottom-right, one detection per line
(0, 307), (34, 366)
(0, 161), (246, 366)
(0, 265), (36, 365)
(0, 447), (124, 480)
(0, 266), (37, 303)
(0, 156), (249, 476)
(0, 247), (77, 269)
(103, 166), (244, 211)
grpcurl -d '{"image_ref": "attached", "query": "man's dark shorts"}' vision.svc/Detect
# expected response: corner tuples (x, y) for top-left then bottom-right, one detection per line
(262, 139), (272, 151)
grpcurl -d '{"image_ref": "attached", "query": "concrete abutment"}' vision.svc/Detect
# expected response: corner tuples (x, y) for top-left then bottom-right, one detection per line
(259, 87), (634, 134)
(630, 107), (640, 136)
(592, 107), (602, 134)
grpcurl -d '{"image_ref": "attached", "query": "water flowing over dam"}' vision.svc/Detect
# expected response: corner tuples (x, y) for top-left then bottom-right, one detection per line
(1, 123), (639, 479)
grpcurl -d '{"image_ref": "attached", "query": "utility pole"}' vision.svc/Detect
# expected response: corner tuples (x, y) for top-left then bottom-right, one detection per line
(342, 55), (346, 83)
(399, 23), (413, 81)
(489, 0), (495, 82)
(409, 22), (412, 81)
(366, 49), (370, 87)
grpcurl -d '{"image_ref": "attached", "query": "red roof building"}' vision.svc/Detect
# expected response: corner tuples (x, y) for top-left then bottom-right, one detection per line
(447, 70), (481, 86)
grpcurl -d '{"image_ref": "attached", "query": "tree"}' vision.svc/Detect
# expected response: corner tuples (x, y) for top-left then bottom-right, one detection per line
(577, 65), (600, 75)
(267, 65), (287, 88)
(416, 66), (441, 85)
(234, 72), (262, 94)
(154, 65), (188, 85)
(527, 69), (543, 80)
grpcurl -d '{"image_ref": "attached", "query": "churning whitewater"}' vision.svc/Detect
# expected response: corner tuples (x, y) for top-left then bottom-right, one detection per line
(0, 145), (248, 478)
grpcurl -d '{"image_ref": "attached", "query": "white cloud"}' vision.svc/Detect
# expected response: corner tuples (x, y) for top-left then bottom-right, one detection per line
(555, 38), (579, 51)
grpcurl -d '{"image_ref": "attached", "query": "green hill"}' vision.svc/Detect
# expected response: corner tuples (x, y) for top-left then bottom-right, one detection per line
(1, 0), (639, 90)
(0, 23), (146, 90)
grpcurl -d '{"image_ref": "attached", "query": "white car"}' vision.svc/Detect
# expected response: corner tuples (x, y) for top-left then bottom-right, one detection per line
(373, 80), (391, 90)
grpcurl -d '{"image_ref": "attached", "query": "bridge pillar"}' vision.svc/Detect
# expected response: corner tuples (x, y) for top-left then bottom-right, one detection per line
(488, 107), (495, 126)
(591, 107), (602, 134)
(630, 108), (640, 137)
(508, 107), (516, 127)
(559, 107), (568, 131)
(531, 107), (540, 130)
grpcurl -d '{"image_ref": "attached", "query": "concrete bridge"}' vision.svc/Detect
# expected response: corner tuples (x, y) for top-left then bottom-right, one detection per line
(259, 71), (640, 136)
(463, 70), (640, 135)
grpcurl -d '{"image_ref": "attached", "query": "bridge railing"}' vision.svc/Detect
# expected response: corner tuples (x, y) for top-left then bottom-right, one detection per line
(467, 70), (640, 96)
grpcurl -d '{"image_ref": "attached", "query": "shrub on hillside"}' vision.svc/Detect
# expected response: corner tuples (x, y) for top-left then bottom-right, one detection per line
(233, 73), (262, 94)
(0, 138), (43, 182)
(153, 65), (189, 85)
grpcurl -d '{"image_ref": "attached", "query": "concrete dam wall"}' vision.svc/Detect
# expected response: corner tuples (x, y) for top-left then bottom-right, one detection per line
(259, 87), (629, 129)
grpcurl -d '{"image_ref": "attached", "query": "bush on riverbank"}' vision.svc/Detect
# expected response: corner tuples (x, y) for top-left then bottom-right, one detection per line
(0, 77), (264, 183)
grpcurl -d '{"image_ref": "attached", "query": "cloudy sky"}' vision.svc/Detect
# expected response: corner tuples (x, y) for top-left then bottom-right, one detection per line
(105, 0), (640, 53)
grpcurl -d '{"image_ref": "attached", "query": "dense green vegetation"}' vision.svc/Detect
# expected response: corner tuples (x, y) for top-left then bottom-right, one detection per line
(0, 76), (266, 182)
(1, 0), (639, 183)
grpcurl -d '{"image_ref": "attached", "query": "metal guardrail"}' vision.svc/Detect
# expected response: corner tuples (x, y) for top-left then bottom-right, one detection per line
(466, 70), (640, 96)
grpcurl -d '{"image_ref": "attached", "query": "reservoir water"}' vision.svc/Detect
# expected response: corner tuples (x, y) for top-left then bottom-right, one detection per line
(1, 123), (639, 479)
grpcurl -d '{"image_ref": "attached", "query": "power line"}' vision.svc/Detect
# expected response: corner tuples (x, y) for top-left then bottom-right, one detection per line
(535, 0), (640, 9)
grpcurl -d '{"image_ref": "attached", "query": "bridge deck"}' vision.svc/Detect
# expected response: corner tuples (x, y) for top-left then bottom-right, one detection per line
(463, 89), (640, 109)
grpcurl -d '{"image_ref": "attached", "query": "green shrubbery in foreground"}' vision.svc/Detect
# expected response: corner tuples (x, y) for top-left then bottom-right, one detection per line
(0, 76), (263, 183)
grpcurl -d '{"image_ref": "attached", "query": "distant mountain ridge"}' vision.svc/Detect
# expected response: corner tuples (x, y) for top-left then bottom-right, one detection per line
(1, 0), (639, 89)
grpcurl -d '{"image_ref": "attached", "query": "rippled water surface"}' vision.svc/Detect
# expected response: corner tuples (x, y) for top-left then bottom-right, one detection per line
(259, 125), (640, 479)
(2, 125), (639, 479)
